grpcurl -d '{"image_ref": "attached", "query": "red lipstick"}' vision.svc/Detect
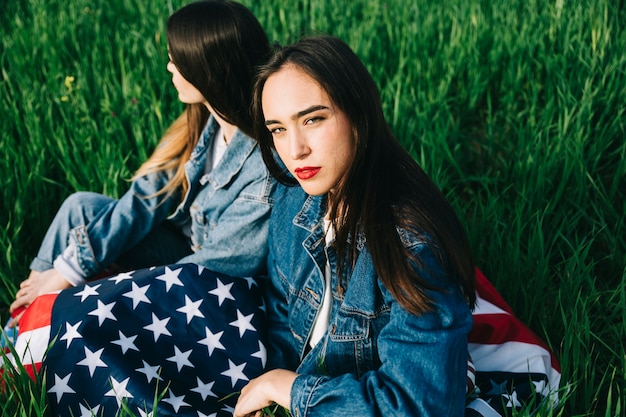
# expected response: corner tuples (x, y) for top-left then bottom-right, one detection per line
(294, 166), (321, 180)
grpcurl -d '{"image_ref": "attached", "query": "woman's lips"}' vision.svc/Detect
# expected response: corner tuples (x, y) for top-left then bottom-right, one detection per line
(294, 166), (321, 180)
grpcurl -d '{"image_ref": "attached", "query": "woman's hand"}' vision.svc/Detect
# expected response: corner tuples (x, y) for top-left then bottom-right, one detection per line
(234, 369), (297, 417)
(9, 268), (72, 322)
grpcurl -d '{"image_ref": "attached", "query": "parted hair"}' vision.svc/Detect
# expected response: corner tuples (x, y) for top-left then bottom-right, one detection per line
(252, 36), (476, 314)
(133, 0), (269, 199)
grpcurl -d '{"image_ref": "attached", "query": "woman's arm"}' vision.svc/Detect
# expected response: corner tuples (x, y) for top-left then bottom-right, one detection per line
(64, 172), (177, 278)
(176, 175), (274, 277)
(292, 291), (471, 416)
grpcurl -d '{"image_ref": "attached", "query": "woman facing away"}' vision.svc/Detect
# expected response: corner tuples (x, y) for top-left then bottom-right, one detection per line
(234, 35), (477, 416)
(5, 1), (273, 416)
(8, 0), (274, 321)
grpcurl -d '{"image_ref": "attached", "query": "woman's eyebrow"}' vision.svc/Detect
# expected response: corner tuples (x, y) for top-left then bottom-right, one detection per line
(265, 105), (329, 126)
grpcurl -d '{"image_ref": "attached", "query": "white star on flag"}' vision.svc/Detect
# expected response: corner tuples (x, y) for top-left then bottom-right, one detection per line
(167, 346), (194, 371)
(108, 271), (134, 285)
(87, 300), (117, 326)
(251, 340), (267, 367)
(74, 284), (101, 302)
(136, 360), (162, 383)
(504, 390), (522, 408)
(48, 373), (76, 402)
(229, 310), (256, 337)
(197, 327), (225, 356)
(144, 313), (172, 342)
(76, 346), (107, 376)
(243, 277), (258, 289)
(78, 403), (101, 417)
(60, 321), (83, 348)
(105, 376), (134, 407)
(221, 404), (235, 414)
(156, 266), (184, 292)
(220, 359), (249, 387)
(533, 379), (547, 395)
(137, 408), (155, 417)
(123, 282), (151, 309)
(163, 388), (190, 412)
(208, 278), (235, 305)
(191, 377), (217, 400)
(111, 330), (139, 354)
(176, 295), (205, 323)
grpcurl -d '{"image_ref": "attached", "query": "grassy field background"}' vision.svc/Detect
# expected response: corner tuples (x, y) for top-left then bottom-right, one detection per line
(1, 0), (624, 415)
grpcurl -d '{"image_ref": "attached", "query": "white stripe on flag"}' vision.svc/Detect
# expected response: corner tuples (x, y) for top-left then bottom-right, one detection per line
(473, 295), (510, 316)
(11, 325), (50, 368)
(469, 340), (561, 394)
(466, 398), (503, 417)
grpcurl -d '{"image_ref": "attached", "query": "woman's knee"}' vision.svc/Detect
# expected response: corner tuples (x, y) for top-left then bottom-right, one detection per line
(58, 191), (114, 219)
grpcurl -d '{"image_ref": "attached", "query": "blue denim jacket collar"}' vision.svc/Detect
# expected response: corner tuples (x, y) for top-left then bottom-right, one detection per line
(293, 194), (326, 232)
(294, 194), (369, 252)
(191, 117), (258, 190)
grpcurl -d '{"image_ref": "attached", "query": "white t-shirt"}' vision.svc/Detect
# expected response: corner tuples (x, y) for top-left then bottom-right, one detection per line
(308, 218), (335, 348)
(208, 126), (228, 171)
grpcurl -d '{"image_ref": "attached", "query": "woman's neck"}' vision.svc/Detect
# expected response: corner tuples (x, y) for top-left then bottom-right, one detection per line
(218, 122), (237, 145)
(204, 104), (237, 144)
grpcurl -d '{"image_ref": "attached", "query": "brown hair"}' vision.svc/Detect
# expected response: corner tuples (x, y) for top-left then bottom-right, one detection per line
(133, 0), (269, 199)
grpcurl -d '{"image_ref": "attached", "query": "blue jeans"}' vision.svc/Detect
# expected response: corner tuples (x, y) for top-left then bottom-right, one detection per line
(30, 191), (192, 274)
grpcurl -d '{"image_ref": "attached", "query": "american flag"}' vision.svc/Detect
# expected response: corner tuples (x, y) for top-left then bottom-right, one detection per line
(7, 266), (560, 417)
(9, 263), (267, 417)
(466, 269), (562, 416)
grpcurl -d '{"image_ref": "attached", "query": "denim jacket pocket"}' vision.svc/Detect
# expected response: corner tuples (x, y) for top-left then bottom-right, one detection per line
(329, 309), (369, 341)
(326, 309), (381, 377)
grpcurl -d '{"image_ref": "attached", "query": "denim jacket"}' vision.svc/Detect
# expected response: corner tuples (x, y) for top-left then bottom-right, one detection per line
(66, 116), (274, 278)
(264, 184), (473, 416)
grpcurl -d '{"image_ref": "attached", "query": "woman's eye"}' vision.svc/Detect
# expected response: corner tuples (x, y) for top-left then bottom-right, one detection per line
(305, 117), (322, 125)
(269, 127), (285, 135)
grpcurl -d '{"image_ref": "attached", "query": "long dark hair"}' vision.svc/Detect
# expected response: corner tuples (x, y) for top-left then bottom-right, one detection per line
(134, 0), (270, 198)
(252, 36), (475, 314)
(167, 0), (269, 137)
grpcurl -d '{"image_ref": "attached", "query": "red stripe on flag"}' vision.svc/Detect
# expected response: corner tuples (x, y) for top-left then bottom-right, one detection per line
(10, 293), (58, 380)
(470, 314), (546, 346)
(19, 293), (58, 332)
(470, 268), (561, 374)
(474, 268), (514, 315)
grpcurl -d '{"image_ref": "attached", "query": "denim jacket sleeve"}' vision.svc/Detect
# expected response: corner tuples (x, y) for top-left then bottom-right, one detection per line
(65, 171), (179, 278)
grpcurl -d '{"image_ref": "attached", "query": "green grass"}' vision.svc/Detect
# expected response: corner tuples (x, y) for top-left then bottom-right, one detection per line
(1, 0), (624, 415)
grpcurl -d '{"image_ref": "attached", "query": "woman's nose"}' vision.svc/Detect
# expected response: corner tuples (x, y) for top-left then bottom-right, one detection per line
(289, 131), (311, 160)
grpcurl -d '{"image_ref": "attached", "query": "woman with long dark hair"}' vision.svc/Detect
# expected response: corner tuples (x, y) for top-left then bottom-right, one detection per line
(10, 0), (274, 316)
(235, 35), (476, 416)
(6, 2), (273, 416)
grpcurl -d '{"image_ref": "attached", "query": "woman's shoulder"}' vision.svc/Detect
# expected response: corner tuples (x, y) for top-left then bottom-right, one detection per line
(269, 184), (325, 231)
(390, 204), (435, 249)
(394, 225), (432, 249)
(272, 183), (309, 214)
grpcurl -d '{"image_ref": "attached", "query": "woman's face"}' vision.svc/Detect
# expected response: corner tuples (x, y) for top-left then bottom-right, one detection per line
(167, 54), (206, 105)
(262, 64), (356, 196)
